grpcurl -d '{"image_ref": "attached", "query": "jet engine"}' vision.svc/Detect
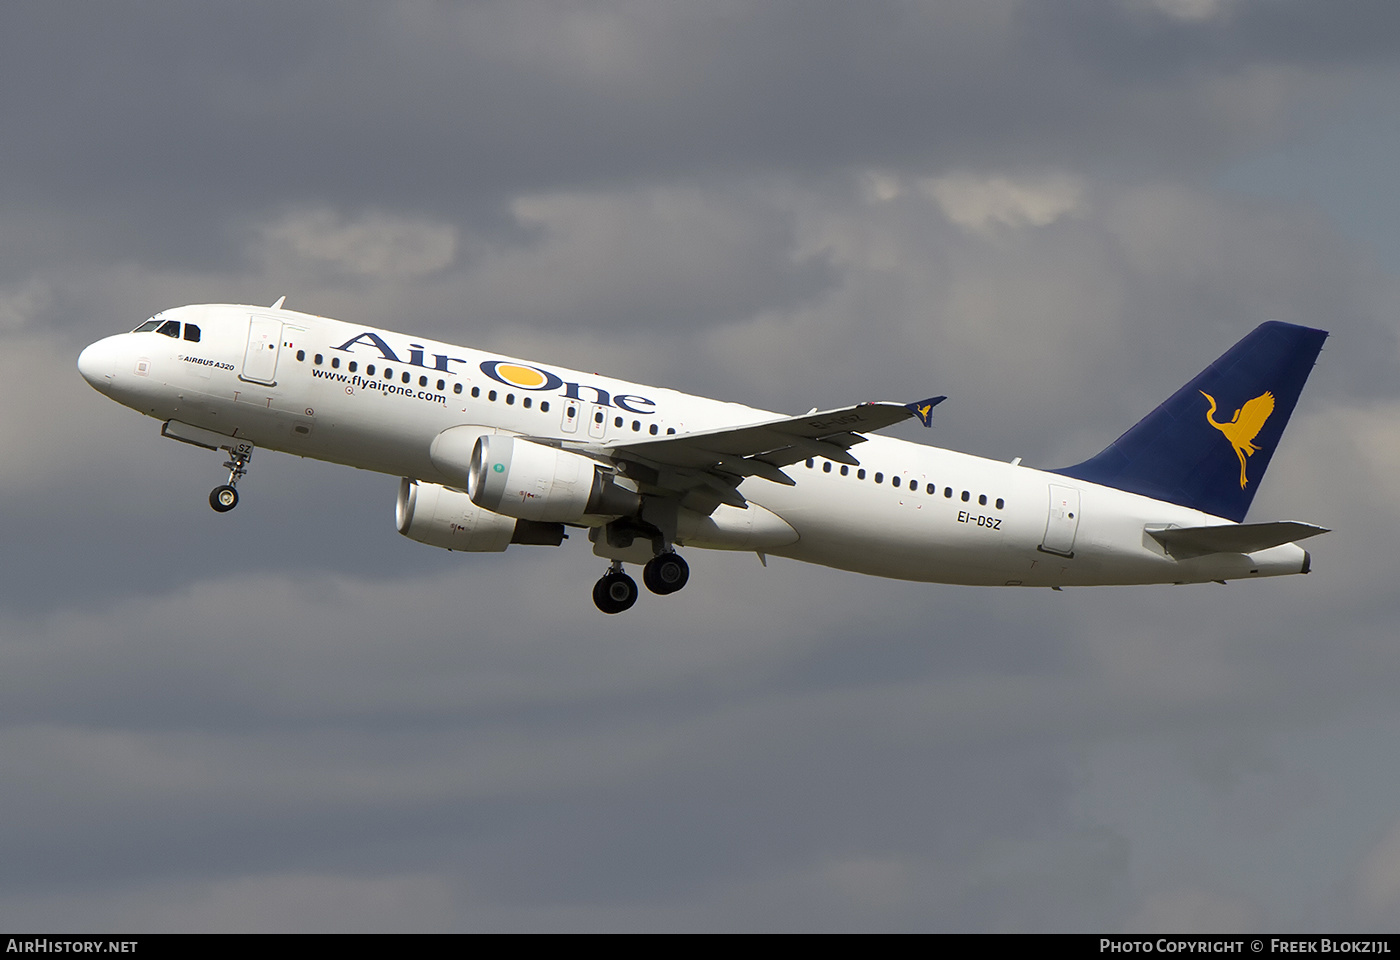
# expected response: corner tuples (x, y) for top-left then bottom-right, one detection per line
(468, 435), (639, 523)
(396, 478), (564, 552)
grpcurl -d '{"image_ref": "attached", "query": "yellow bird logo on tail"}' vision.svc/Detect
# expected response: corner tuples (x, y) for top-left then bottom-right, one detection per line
(1201, 390), (1275, 489)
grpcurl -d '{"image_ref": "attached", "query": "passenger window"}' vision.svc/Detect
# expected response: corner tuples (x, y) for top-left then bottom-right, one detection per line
(858, 469), (866, 480)
(506, 393), (514, 405)
(471, 386), (480, 398)
(332, 357), (340, 369)
(349, 361), (358, 372)
(666, 428), (676, 435)
(840, 465), (849, 476)
(926, 483), (935, 495)
(961, 490), (970, 502)
(523, 397), (532, 408)
(183, 324), (201, 342)
(649, 424), (658, 435)
(488, 390), (497, 401)
(453, 383), (462, 395)
(615, 416), (623, 428)
(892, 476), (901, 488)
(632, 421), (640, 431)
(995, 498), (1004, 510)
(296, 350), (305, 362)
(366, 364), (375, 376)
(567, 405), (576, 417)
(402, 372), (410, 384)
(542, 401), (551, 413)
(806, 459), (814, 468)
(314, 354), (323, 365)
(156, 320), (180, 338)
(823, 462), (832, 473)
(436, 379), (444, 390)
(384, 368), (393, 379)
(979, 494), (987, 506)
(595, 411), (604, 423)
(875, 472), (883, 484)
(419, 376), (427, 387)
(944, 487), (953, 498)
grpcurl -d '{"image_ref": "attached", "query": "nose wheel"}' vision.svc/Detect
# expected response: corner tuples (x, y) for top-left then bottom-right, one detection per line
(209, 443), (252, 513)
(210, 485), (239, 512)
(593, 562), (638, 614)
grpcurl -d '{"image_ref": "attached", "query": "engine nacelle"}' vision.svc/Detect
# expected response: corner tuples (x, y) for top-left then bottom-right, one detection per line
(396, 478), (564, 552)
(468, 435), (639, 523)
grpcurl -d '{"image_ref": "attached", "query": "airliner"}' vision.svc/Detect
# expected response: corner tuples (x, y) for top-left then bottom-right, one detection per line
(77, 301), (1329, 613)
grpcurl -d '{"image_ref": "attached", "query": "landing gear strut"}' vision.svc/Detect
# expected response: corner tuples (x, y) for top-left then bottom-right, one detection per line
(209, 444), (252, 513)
(593, 561), (638, 614)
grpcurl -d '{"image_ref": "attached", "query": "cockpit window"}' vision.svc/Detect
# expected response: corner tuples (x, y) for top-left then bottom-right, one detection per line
(156, 320), (181, 338)
(183, 324), (201, 343)
(134, 320), (161, 332)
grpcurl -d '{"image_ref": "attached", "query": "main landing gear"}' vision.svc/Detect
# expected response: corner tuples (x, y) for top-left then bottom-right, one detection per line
(642, 551), (689, 595)
(593, 562), (639, 614)
(209, 444), (252, 513)
(592, 551), (691, 614)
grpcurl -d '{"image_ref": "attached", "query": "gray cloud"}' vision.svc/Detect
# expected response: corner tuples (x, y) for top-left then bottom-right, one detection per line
(4, 1), (1391, 281)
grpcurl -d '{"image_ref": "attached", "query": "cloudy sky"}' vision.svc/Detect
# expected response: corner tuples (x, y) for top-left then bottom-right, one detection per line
(4, 0), (1400, 932)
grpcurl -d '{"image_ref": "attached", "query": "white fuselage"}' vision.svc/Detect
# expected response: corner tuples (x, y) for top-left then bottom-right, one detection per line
(77, 303), (1310, 588)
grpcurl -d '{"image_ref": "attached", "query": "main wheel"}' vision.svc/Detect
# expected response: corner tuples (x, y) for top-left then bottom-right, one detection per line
(592, 571), (638, 614)
(643, 552), (690, 595)
(210, 485), (239, 512)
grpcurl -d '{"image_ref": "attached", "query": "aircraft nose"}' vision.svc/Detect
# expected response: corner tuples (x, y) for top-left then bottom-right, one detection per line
(77, 336), (118, 391)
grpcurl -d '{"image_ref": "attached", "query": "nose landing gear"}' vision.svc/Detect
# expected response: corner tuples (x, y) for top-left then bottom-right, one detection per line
(209, 444), (252, 513)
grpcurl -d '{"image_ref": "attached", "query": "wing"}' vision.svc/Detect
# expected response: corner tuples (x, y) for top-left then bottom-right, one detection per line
(563, 397), (944, 512)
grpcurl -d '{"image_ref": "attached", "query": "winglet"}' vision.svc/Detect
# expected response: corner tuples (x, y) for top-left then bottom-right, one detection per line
(905, 396), (946, 428)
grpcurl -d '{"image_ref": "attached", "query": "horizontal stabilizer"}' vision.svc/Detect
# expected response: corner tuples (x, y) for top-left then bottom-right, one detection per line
(1147, 521), (1329, 559)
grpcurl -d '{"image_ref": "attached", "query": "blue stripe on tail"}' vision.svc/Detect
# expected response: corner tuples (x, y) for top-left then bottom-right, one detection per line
(1052, 321), (1327, 522)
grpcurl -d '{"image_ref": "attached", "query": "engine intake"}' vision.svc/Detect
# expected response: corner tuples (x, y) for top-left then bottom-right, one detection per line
(468, 435), (639, 523)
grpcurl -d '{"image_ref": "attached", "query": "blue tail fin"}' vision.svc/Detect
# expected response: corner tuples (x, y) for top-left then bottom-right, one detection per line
(1052, 321), (1327, 522)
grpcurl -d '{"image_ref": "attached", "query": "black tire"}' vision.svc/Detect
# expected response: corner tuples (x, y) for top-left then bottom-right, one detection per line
(642, 552), (690, 595)
(592, 571), (638, 614)
(210, 485), (239, 512)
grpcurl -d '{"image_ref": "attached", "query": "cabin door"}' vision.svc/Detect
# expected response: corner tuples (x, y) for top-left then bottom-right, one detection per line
(1041, 484), (1081, 557)
(241, 315), (283, 385)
